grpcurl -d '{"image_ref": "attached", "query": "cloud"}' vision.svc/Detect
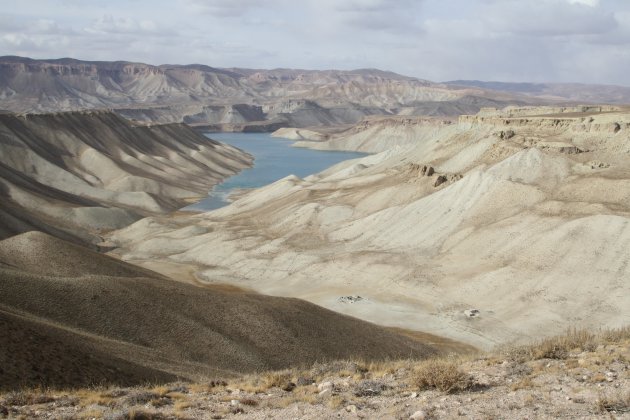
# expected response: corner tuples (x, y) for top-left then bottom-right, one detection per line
(481, 0), (616, 36)
(181, 0), (280, 17)
(84, 15), (165, 35)
(1, 0), (630, 85)
(567, 0), (600, 6)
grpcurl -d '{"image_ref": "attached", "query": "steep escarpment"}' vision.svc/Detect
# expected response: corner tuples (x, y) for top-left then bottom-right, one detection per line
(0, 56), (538, 128)
(111, 106), (630, 350)
(0, 110), (252, 244)
(0, 231), (450, 390)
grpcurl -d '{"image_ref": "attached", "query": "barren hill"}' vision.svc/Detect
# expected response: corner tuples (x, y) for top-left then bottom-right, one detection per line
(0, 110), (252, 244)
(446, 80), (630, 105)
(0, 231), (459, 390)
(111, 105), (630, 350)
(0, 56), (536, 129)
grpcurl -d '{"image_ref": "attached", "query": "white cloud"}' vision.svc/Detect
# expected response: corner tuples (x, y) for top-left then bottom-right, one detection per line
(567, 0), (600, 6)
(1, 0), (630, 85)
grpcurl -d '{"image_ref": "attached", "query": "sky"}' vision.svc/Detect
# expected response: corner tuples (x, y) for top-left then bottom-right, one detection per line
(1, 0), (629, 85)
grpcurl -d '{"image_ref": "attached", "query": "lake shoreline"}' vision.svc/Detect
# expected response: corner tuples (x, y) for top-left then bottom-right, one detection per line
(184, 132), (368, 212)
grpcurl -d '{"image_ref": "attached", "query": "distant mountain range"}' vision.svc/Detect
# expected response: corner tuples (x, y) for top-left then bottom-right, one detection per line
(444, 80), (630, 105)
(1, 56), (629, 129)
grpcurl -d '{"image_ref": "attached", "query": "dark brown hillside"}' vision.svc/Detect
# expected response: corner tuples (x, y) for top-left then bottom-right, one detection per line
(0, 231), (460, 390)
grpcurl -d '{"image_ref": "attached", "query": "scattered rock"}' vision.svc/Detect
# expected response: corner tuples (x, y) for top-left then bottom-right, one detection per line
(354, 379), (387, 397)
(318, 388), (332, 398)
(410, 410), (428, 420)
(496, 130), (516, 140)
(410, 392), (418, 399)
(296, 377), (315, 386)
(318, 381), (334, 392)
(345, 404), (358, 413)
(282, 382), (296, 392)
(230, 399), (239, 406)
(540, 143), (584, 154)
(338, 295), (364, 304)
(464, 309), (480, 318)
(434, 175), (448, 187)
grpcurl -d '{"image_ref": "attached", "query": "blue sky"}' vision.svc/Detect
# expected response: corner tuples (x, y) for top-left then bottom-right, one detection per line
(1, 0), (629, 85)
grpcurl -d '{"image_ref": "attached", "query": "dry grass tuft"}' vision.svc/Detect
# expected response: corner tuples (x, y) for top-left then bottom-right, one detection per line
(310, 360), (367, 380)
(239, 397), (259, 407)
(505, 328), (597, 362)
(510, 377), (534, 391)
(599, 326), (630, 343)
(261, 370), (293, 390)
(411, 358), (473, 393)
(124, 408), (171, 420)
(1, 390), (55, 406)
(596, 392), (630, 414)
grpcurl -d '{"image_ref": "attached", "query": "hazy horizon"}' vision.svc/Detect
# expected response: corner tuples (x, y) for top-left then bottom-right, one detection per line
(2, 0), (630, 85)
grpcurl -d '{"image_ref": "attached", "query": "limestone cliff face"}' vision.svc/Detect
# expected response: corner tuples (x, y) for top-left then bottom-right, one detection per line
(0, 110), (252, 244)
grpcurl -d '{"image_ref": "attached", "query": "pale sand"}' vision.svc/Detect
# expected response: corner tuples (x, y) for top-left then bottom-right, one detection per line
(110, 107), (630, 350)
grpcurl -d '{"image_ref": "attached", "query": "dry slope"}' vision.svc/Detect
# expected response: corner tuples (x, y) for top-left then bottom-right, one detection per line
(0, 110), (252, 244)
(110, 105), (630, 350)
(0, 231), (460, 391)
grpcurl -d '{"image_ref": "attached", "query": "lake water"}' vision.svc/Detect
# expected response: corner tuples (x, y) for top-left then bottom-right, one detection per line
(185, 132), (368, 211)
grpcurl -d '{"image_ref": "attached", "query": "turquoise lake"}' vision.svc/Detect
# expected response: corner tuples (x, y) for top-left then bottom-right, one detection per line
(186, 132), (367, 211)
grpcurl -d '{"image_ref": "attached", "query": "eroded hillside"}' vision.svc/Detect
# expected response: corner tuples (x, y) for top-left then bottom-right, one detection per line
(0, 110), (252, 244)
(110, 105), (630, 349)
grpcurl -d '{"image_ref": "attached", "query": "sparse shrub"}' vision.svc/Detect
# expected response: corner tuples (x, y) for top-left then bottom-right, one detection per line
(353, 380), (387, 397)
(123, 409), (170, 420)
(599, 326), (630, 343)
(102, 388), (128, 398)
(505, 328), (598, 362)
(123, 390), (160, 406)
(2, 390), (55, 406)
(261, 370), (292, 389)
(296, 377), (314, 386)
(506, 362), (533, 377)
(596, 392), (630, 414)
(167, 384), (189, 394)
(510, 377), (534, 391)
(231, 407), (245, 414)
(239, 397), (259, 406)
(150, 396), (173, 408)
(209, 380), (228, 388)
(412, 358), (473, 393)
(536, 329), (596, 359)
(310, 360), (367, 379)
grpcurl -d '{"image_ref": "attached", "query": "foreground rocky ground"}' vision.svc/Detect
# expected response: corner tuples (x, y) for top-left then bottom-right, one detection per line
(2, 328), (628, 419)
